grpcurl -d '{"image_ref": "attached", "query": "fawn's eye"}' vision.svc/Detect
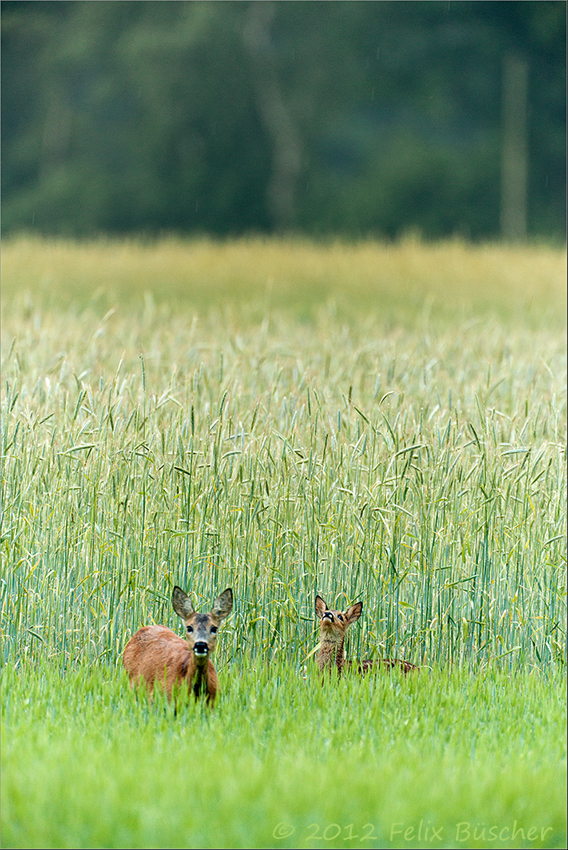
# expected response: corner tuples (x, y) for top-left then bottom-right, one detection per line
(210, 626), (218, 634)
(338, 614), (343, 621)
(186, 625), (194, 633)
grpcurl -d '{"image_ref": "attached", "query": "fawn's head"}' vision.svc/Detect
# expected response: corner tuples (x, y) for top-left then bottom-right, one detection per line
(172, 586), (233, 666)
(315, 595), (362, 645)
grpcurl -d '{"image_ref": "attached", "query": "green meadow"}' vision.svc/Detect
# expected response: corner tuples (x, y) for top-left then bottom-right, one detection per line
(1, 237), (566, 848)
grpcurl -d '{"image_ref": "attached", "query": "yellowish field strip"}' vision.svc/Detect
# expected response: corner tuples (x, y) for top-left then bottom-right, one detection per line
(2, 236), (565, 323)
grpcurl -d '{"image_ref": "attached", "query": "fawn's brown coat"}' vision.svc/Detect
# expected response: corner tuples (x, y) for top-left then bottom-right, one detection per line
(315, 594), (418, 676)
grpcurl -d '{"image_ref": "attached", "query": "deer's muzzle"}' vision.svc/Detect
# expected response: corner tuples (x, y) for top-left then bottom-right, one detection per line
(193, 641), (209, 657)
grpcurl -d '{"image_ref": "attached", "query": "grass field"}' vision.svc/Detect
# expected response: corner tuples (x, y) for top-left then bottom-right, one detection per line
(1, 236), (566, 848)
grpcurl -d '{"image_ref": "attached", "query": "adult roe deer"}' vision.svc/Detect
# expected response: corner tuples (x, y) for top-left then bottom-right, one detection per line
(315, 594), (418, 677)
(123, 586), (233, 708)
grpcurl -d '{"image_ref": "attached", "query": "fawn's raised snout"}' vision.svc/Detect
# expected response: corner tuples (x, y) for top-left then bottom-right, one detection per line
(315, 595), (362, 632)
(320, 611), (339, 634)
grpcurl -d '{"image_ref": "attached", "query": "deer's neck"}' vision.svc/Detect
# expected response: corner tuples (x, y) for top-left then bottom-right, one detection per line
(181, 653), (211, 689)
(192, 663), (206, 697)
(317, 633), (345, 673)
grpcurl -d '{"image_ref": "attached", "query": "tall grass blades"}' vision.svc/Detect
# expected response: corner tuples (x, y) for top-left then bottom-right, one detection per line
(1, 238), (566, 672)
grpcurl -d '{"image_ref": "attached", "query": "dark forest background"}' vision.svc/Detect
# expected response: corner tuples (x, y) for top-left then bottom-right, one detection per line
(2, 0), (565, 241)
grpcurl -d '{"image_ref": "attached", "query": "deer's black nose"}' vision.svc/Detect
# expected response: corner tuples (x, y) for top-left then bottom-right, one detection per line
(323, 612), (334, 621)
(193, 641), (209, 656)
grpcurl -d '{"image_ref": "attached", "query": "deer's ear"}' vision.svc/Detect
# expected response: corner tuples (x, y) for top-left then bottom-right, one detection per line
(345, 601), (362, 625)
(172, 586), (194, 620)
(212, 588), (233, 621)
(315, 595), (327, 620)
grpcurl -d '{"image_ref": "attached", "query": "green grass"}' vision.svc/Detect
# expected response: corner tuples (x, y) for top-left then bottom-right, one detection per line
(1, 236), (566, 847)
(2, 662), (566, 849)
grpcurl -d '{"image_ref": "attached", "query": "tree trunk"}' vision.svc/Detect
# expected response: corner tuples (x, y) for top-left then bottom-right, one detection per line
(243, 1), (302, 233)
(500, 53), (528, 241)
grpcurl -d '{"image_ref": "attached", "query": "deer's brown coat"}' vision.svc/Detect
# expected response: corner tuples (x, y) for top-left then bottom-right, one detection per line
(123, 586), (232, 707)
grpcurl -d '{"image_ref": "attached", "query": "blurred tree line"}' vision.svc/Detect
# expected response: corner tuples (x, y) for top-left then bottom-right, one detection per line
(1, 0), (565, 240)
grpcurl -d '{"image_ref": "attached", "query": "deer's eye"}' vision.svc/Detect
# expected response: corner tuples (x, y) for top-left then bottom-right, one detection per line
(186, 625), (194, 633)
(210, 626), (218, 634)
(338, 614), (344, 621)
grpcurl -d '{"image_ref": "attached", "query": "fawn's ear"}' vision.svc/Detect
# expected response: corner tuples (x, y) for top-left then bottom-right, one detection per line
(212, 588), (233, 621)
(172, 586), (194, 620)
(345, 601), (363, 625)
(315, 595), (328, 620)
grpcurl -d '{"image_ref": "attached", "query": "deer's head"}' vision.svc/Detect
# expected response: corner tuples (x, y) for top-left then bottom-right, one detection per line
(172, 586), (233, 666)
(315, 594), (362, 646)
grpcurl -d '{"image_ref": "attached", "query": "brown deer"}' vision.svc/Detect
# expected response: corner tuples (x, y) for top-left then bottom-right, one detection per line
(123, 586), (233, 708)
(315, 594), (418, 677)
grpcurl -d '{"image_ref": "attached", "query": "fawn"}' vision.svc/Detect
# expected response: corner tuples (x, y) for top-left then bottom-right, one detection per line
(123, 586), (233, 708)
(315, 594), (418, 676)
